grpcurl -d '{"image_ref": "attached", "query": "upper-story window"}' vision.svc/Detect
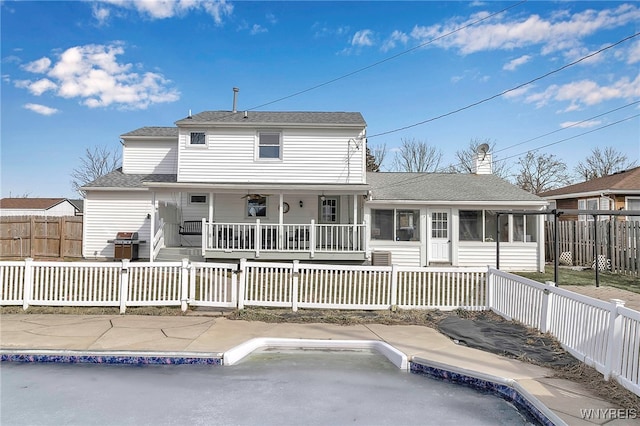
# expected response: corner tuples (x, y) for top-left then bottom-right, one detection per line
(258, 132), (281, 159)
(189, 132), (206, 146)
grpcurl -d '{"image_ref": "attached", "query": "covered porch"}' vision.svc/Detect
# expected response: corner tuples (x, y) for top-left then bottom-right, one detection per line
(148, 183), (370, 262)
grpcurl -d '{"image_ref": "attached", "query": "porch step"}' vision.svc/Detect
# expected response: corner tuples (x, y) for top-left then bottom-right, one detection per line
(155, 248), (205, 262)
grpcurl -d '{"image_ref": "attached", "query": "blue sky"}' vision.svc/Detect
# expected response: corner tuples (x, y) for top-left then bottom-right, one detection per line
(1, 0), (639, 198)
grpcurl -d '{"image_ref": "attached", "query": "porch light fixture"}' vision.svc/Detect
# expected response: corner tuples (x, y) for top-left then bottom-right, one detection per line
(320, 195), (326, 202)
(299, 200), (304, 208)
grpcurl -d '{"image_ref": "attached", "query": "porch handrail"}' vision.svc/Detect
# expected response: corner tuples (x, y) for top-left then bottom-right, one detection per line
(203, 221), (366, 254)
(151, 218), (165, 262)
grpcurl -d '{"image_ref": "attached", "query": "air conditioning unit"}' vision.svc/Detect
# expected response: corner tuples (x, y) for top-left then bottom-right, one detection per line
(371, 251), (392, 266)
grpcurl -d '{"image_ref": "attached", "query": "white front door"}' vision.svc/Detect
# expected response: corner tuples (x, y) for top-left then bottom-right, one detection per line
(429, 210), (451, 263)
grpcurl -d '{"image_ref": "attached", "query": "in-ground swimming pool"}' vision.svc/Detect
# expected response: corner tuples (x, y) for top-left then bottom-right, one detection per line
(1, 349), (540, 426)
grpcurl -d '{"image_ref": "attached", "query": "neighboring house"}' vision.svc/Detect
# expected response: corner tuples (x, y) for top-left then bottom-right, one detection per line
(0, 198), (80, 217)
(539, 166), (640, 221)
(82, 107), (547, 271)
(68, 199), (84, 216)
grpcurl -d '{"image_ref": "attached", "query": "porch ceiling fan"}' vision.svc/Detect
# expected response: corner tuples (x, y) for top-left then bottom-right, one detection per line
(240, 193), (271, 200)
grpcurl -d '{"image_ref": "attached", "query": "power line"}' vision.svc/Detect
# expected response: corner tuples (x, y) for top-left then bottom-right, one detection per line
(494, 100), (640, 155)
(369, 111), (639, 192)
(247, 1), (527, 111)
(493, 113), (640, 165)
(367, 31), (640, 139)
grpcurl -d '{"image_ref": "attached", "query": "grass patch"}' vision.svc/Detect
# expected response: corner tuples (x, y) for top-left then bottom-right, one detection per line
(0, 306), (187, 316)
(515, 266), (640, 293)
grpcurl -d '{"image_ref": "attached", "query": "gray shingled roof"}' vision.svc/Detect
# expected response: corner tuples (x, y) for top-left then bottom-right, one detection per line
(367, 172), (544, 203)
(82, 169), (177, 189)
(175, 111), (366, 126)
(84, 169), (544, 205)
(121, 127), (179, 137)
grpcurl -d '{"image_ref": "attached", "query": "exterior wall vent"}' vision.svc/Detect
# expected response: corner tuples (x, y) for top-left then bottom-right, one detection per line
(371, 251), (392, 266)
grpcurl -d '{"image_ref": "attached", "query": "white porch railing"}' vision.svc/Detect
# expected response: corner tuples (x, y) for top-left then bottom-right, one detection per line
(1, 259), (638, 396)
(203, 220), (366, 256)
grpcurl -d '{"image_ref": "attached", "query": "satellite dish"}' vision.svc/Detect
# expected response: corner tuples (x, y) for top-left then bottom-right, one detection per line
(477, 143), (490, 160)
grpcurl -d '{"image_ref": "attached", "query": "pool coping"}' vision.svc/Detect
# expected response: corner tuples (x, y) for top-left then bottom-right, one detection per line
(223, 337), (408, 369)
(1, 342), (563, 426)
(411, 356), (566, 426)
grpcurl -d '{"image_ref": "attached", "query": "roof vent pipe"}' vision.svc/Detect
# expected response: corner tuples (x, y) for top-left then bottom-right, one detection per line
(232, 87), (239, 113)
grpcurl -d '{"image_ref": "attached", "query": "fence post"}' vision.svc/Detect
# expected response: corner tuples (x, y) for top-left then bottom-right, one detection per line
(540, 281), (556, 333)
(486, 266), (494, 311)
(604, 298), (625, 380)
(292, 260), (299, 312)
(119, 259), (130, 314)
(22, 258), (34, 310)
(237, 258), (246, 310)
(390, 264), (398, 310)
(180, 259), (190, 312)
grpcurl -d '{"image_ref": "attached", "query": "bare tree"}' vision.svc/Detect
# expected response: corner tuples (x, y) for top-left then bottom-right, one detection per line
(446, 138), (511, 179)
(514, 151), (572, 194)
(71, 145), (121, 197)
(575, 146), (637, 181)
(366, 143), (387, 172)
(392, 138), (442, 172)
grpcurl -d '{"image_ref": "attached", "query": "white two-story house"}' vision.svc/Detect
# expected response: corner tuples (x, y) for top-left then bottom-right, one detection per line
(82, 107), (547, 270)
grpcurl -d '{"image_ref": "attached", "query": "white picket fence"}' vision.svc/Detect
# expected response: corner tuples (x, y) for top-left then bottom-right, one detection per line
(1, 259), (638, 396)
(488, 268), (640, 397)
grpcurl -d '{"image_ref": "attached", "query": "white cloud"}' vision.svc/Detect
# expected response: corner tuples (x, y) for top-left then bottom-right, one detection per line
(22, 57), (51, 73)
(28, 78), (58, 95)
(24, 103), (59, 115)
(522, 75), (640, 109)
(92, 4), (111, 25)
(250, 24), (267, 35)
(14, 43), (179, 110)
(503, 54), (531, 71)
(98, 0), (233, 24)
(381, 30), (409, 53)
(627, 40), (640, 64)
(410, 4), (639, 56)
(560, 120), (602, 129)
(352, 30), (374, 47)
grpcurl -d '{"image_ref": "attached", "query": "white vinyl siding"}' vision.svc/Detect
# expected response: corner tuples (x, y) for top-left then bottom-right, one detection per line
(123, 140), (178, 174)
(177, 128), (365, 184)
(458, 243), (540, 271)
(368, 243), (422, 266)
(82, 192), (152, 259)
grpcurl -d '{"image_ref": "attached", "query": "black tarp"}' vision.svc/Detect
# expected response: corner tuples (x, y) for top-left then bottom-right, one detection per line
(437, 316), (578, 367)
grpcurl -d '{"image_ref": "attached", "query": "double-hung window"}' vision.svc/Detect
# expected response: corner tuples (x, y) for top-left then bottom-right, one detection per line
(258, 132), (281, 159)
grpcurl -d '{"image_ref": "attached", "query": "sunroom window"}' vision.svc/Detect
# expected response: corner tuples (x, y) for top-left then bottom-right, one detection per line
(371, 209), (420, 241)
(459, 210), (535, 243)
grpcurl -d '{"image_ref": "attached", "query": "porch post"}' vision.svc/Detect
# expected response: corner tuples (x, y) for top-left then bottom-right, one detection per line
(353, 194), (358, 250)
(149, 192), (156, 261)
(310, 219), (316, 258)
(278, 193), (284, 250)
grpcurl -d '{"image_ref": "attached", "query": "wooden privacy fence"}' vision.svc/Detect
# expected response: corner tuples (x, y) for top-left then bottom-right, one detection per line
(545, 220), (640, 275)
(0, 216), (83, 259)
